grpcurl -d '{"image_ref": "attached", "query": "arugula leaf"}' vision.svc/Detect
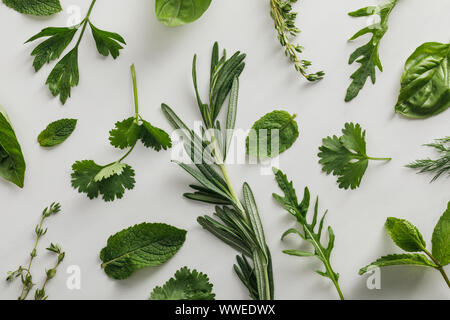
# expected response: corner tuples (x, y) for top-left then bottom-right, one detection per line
(71, 160), (135, 202)
(318, 122), (391, 190)
(100, 223), (186, 280)
(359, 254), (437, 275)
(246, 110), (299, 159)
(3, 0), (62, 16)
(150, 267), (215, 300)
(346, 0), (399, 102)
(385, 217), (426, 252)
(45, 48), (79, 105)
(432, 202), (450, 266)
(37, 118), (77, 147)
(0, 105), (26, 188)
(395, 42), (450, 118)
(272, 168), (344, 300)
(89, 22), (126, 59)
(155, 0), (212, 27)
(26, 27), (78, 72)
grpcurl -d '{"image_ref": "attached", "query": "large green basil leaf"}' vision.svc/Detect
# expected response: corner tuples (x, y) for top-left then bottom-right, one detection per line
(0, 105), (26, 188)
(155, 0), (212, 27)
(395, 42), (450, 119)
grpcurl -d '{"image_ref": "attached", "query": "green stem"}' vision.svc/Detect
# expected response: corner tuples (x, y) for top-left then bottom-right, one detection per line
(130, 64), (140, 120)
(75, 0), (97, 48)
(423, 248), (450, 288)
(118, 144), (135, 163)
(367, 156), (392, 161)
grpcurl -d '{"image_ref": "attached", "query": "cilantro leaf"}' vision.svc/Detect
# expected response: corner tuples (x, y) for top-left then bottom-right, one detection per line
(3, 0), (62, 16)
(46, 48), (79, 104)
(89, 22), (126, 59)
(359, 254), (437, 275)
(100, 223), (187, 280)
(109, 117), (141, 149)
(385, 217), (426, 252)
(318, 122), (391, 190)
(150, 267), (215, 300)
(26, 27), (78, 72)
(432, 202), (450, 266)
(346, 0), (399, 101)
(140, 120), (172, 151)
(0, 105), (26, 188)
(37, 118), (77, 147)
(246, 110), (299, 159)
(71, 160), (135, 202)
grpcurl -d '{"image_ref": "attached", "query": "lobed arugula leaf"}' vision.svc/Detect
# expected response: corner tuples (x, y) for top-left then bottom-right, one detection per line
(100, 223), (186, 280)
(318, 122), (391, 190)
(395, 42), (450, 118)
(345, 0), (398, 102)
(150, 267), (215, 300)
(246, 110), (299, 159)
(0, 105), (26, 188)
(3, 0), (62, 16)
(37, 118), (77, 147)
(155, 0), (212, 27)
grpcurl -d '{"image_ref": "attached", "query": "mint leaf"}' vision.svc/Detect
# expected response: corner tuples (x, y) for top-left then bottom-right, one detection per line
(246, 110), (299, 159)
(109, 117), (141, 150)
(71, 160), (135, 202)
(432, 202), (450, 266)
(140, 120), (172, 151)
(318, 122), (390, 190)
(89, 22), (126, 59)
(359, 254), (437, 275)
(385, 217), (426, 252)
(37, 118), (77, 147)
(46, 48), (79, 104)
(3, 0), (62, 16)
(0, 105), (26, 188)
(395, 42), (450, 118)
(100, 223), (187, 280)
(26, 27), (78, 72)
(155, 0), (212, 27)
(150, 267), (215, 300)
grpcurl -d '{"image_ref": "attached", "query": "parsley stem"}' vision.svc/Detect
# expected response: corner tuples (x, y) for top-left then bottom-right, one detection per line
(367, 156), (392, 161)
(422, 248), (450, 288)
(130, 64), (140, 120)
(75, 0), (97, 48)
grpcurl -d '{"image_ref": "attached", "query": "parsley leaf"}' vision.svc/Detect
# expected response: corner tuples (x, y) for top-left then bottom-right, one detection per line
(37, 118), (77, 147)
(318, 122), (391, 190)
(346, 0), (399, 102)
(150, 267), (215, 300)
(71, 160), (135, 202)
(3, 0), (62, 16)
(89, 22), (126, 59)
(100, 223), (186, 280)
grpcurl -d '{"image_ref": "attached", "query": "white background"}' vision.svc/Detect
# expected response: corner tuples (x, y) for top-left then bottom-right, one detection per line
(0, 0), (449, 300)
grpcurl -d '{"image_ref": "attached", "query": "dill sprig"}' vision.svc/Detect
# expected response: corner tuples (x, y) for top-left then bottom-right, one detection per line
(270, 0), (324, 82)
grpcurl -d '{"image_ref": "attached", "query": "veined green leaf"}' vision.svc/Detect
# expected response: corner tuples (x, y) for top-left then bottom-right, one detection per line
(432, 202), (450, 266)
(37, 118), (77, 147)
(155, 0), (212, 27)
(385, 217), (426, 252)
(359, 254), (437, 275)
(89, 22), (126, 59)
(3, 0), (62, 16)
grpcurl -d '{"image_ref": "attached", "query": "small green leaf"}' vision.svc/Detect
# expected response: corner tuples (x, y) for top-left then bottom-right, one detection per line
(100, 223), (186, 280)
(395, 42), (450, 118)
(432, 202), (450, 266)
(150, 267), (215, 300)
(3, 0), (62, 16)
(140, 120), (172, 151)
(94, 162), (127, 182)
(359, 254), (437, 275)
(109, 117), (140, 150)
(38, 118), (77, 147)
(385, 217), (426, 252)
(283, 250), (314, 257)
(89, 22), (126, 59)
(246, 110), (299, 159)
(0, 105), (26, 188)
(155, 0), (212, 27)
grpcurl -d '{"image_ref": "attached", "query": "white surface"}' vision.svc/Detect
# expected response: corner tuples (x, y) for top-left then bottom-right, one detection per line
(0, 0), (449, 300)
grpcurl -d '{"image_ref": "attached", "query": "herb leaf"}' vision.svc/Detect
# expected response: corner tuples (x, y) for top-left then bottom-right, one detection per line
(0, 105), (26, 188)
(385, 217), (426, 252)
(3, 0), (62, 16)
(246, 110), (299, 159)
(346, 0), (398, 102)
(139, 120), (172, 151)
(109, 117), (141, 150)
(395, 42), (450, 118)
(155, 0), (212, 27)
(150, 267), (215, 300)
(318, 122), (391, 190)
(432, 202), (450, 266)
(100, 223), (186, 280)
(359, 254), (437, 275)
(89, 22), (126, 59)
(37, 118), (77, 147)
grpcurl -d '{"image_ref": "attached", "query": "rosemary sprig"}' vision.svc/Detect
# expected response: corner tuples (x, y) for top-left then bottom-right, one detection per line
(270, 0), (324, 82)
(6, 202), (62, 300)
(407, 137), (450, 182)
(162, 42), (274, 300)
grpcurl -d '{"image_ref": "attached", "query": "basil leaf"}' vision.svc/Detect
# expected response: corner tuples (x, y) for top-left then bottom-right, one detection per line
(432, 202), (450, 266)
(0, 105), (26, 188)
(38, 118), (77, 147)
(155, 0), (212, 27)
(100, 223), (186, 280)
(395, 42), (450, 118)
